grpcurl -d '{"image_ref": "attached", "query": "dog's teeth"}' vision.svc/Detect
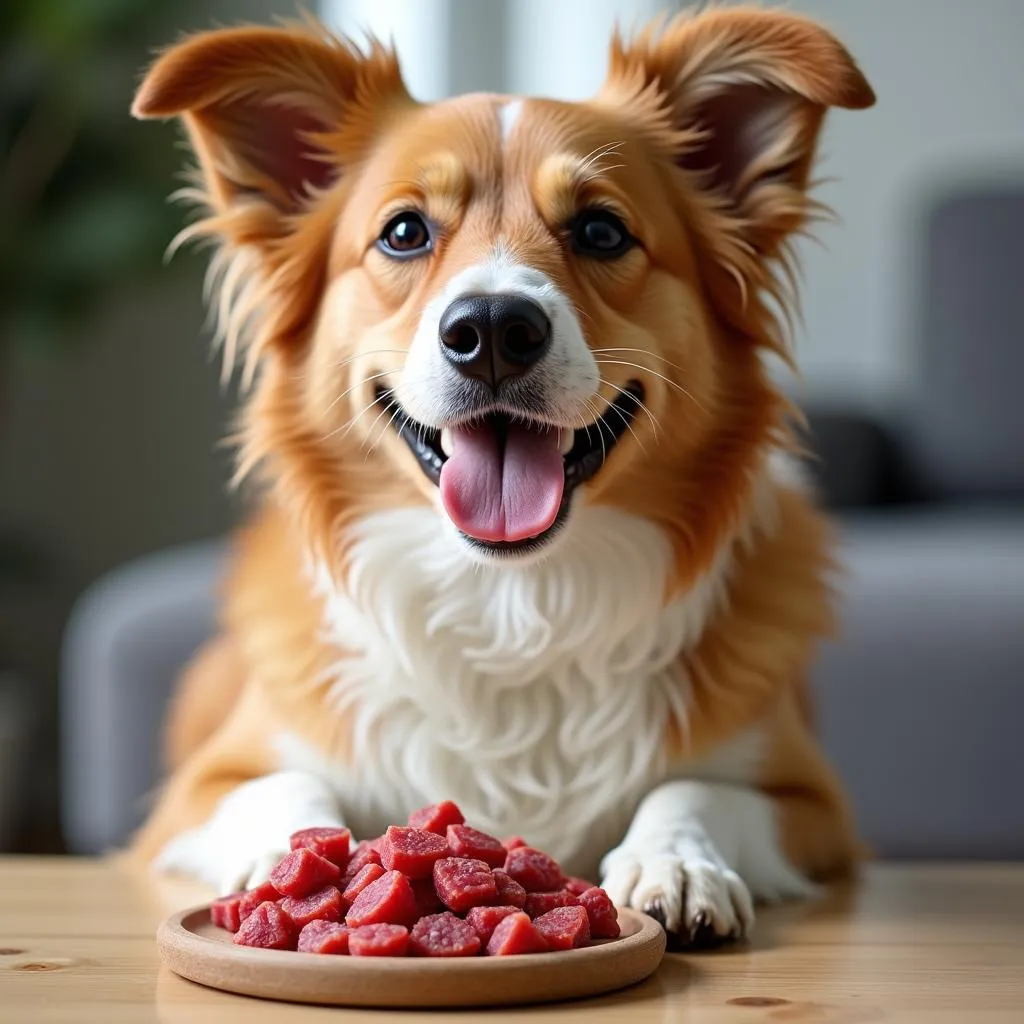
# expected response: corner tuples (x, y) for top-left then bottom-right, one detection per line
(559, 427), (575, 455)
(440, 429), (453, 457)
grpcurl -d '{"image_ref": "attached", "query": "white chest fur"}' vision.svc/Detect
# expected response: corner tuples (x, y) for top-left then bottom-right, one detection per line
(281, 506), (736, 876)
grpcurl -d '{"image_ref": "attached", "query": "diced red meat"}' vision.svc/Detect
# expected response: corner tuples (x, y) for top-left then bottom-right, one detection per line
(433, 857), (498, 914)
(341, 862), (386, 906)
(210, 891), (245, 932)
(345, 870), (419, 928)
(408, 800), (465, 835)
(523, 889), (578, 919)
(577, 886), (620, 939)
(564, 876), (597, 897)
(239, 881), (280, 923)
(279, 885), (343, 928)
(349, 923), (409, 957)
(533, 905), (590, 950)
(446, 824), (507, 868)
(378, 825), (450, 878)
(503, 846), (564, 893)
(205, 803), (614, 960)
(289, 827), (351, 868)
(465, 905), (521, 945)
(492, 869), (527, 909)
(233, 901), (298, 950)
(297, 920), (350, 954)
(411, 877), (444, 916)
(341, 841), (382, 886)
(409, 912), (481, 958)
(270, 847), (341, 898)
(485, 911), (549, 956)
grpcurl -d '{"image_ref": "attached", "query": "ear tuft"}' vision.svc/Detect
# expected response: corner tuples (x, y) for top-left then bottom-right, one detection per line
(132, 24), (407, 214)
(601, 7), (874, 252)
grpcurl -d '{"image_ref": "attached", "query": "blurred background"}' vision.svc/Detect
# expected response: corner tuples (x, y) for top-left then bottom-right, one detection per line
(1, 1), (1022, 857)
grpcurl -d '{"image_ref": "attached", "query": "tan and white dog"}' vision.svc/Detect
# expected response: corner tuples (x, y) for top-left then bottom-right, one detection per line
(129, 5), (874, 946)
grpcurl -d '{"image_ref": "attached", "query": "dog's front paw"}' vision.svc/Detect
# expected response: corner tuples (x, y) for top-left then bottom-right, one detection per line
(154, 827), (289, 894)
(600, 847), (755, 947)
(152, 770), (343, 895)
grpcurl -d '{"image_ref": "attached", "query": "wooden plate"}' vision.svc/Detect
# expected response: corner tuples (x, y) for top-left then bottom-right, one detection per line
(157, 905), (666, 1008)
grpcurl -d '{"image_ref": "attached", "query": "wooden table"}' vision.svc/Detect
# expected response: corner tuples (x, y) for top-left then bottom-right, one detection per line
(1, 858), (1022, 1022)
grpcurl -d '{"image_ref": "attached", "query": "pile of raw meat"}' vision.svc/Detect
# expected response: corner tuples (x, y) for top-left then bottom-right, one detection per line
(211, 801), (620, 957)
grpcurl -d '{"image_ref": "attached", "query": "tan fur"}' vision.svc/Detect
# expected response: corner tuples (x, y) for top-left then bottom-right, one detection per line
(162, 636), (246, 772)
(130, 7), (874, 887)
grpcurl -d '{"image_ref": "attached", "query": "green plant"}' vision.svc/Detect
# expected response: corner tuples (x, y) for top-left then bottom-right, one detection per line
(1, 1), (209, 606)
(1, 0), (198, 356)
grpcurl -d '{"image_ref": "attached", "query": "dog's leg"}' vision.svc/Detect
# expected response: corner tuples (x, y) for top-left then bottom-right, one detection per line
(132, 684), (344, 895)
(152, 770), (344, 895)
(600, 780), (815, 945)
(601, 689), (857, 946)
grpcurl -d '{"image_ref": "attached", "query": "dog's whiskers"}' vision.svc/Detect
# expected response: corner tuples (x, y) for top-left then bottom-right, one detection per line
(320, 388), (393, 444)
(591, 347), (689, 374)
(290, 348), (408, 382)
(582, 395), (608, 467)
(599, 377), (661, 441)
(594, 359), (705, 414)
(321, 369), (394, 417)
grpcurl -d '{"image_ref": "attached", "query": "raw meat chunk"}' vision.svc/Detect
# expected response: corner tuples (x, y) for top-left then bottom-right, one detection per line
(233, 901), (298, 950)
(341, 863), (386, 905)
(433, 857), (498, 913)
(297, 920), (350, 954)
(564, 877), (597, 897)
(279, 885), (343, 928)
(210, 891), (245, 932)
(409, 912), (481, 957)
(408, 800), (465, 835)
(411, 877), (444, 915)
(485, 911), (549, 956)
(345, 870), (419, 928)
(577, 886), (620, 939)
(349, 923), (409, 957)
(465, 905), (520, 945)
(239, 882), (280, 923)
(341, 841), (382, 886)
(289, 827), (351, 868)
(492, 869), (527, 909)
(379, 825), (450, 878)
(503, 846), (564, 893)
(446, 824), (506, 868)
(533, 905), (590, 950)
(523, 889), (578, 919)
(270, 848), (341, 898)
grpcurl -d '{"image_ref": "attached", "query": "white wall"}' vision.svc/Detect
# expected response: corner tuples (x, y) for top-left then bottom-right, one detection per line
(325, 0), (1024, 411)
(788, 0), (1024, 410)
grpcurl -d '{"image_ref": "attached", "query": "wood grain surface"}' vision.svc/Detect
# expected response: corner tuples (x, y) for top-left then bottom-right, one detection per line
(2, 857), (1023, 1022)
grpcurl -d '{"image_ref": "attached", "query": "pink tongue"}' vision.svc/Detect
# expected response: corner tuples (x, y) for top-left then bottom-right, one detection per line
(439, 423), (565, 543)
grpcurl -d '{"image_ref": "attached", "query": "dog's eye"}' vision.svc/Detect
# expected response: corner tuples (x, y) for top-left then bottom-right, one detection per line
(570, 209), (634, 259)
(378, 212), (432, 259)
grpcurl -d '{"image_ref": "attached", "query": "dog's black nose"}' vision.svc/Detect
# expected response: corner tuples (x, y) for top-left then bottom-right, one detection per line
(438, 294), (551, 389)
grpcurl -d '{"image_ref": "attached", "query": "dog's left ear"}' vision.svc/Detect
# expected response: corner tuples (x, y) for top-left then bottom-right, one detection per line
(132, 24), (409, 239)
(599, 7), (874, 255)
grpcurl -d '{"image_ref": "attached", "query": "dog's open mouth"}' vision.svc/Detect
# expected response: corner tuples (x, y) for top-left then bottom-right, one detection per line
(375, 381), (644, 555)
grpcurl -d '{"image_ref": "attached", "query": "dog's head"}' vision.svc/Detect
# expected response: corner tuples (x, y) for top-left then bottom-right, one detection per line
(134, 7), (872, 579)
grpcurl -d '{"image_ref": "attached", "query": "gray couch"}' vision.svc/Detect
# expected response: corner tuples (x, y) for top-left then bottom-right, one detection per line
(59, 188), (1024, 860)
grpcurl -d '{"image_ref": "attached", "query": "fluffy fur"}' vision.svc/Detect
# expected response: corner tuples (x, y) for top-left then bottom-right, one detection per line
(129, 5), (873, 945)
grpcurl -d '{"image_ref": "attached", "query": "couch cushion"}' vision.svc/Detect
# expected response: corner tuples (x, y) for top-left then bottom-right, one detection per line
(912, 190), (1024, 499)
(814, 508), (1024, 859)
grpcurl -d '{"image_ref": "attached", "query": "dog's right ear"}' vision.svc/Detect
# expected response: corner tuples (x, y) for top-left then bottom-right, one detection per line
(133, 24), (409, 235)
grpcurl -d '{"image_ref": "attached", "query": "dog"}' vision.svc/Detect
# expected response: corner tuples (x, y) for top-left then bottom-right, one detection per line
(128, 5), (874, 946)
